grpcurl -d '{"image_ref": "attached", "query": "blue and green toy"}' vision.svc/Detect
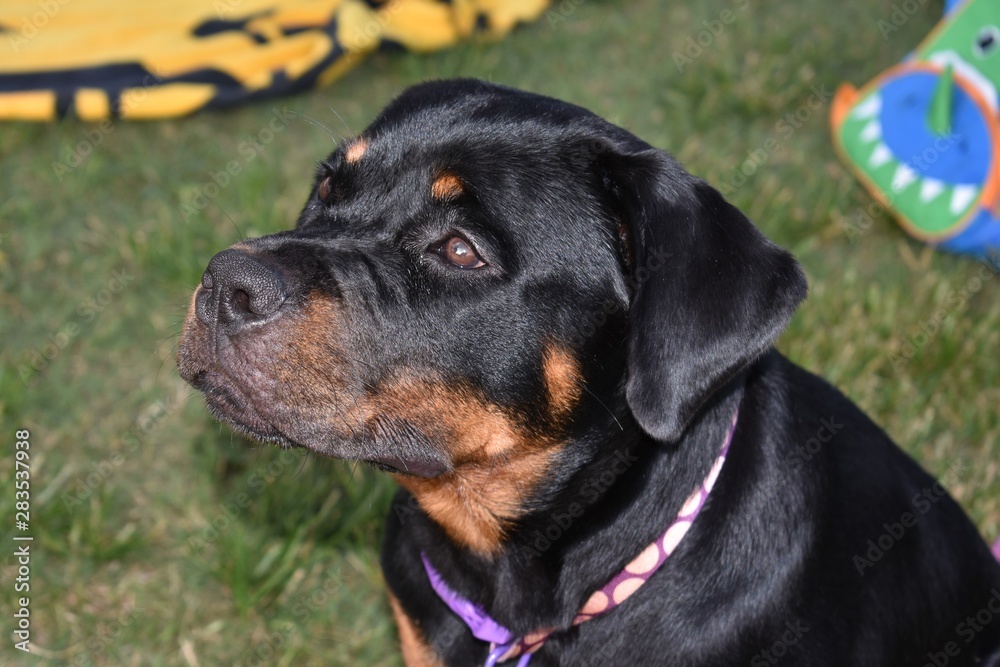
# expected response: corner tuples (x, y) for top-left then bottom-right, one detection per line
(831, 0), (1000, 256)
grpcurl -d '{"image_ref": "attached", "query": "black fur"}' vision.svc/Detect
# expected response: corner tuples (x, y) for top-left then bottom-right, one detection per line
(180, 80), (1000, 666)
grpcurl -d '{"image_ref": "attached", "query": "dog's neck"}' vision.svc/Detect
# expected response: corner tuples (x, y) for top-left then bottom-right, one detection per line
(412, 375), (747, 636)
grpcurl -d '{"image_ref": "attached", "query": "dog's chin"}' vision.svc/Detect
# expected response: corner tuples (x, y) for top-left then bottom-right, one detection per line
(187, 370), (292, 445)
(187, 370), (449, 478)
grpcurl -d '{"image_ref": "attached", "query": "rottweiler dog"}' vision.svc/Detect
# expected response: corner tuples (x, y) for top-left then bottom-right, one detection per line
(178, 80), (1000, 666)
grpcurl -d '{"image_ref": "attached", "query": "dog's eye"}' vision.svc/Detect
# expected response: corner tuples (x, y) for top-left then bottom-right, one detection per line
(317, 175), (333, 202)
(436, 235), (485, 269)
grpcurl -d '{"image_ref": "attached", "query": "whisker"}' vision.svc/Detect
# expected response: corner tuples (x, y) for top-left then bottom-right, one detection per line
(293, 450), (309, 479)
(291, 110), (342, 144)
(328, 107), (355, 141)
(208, 200), (245, 241)
(154, 339), (180, 381)
(581, 382), (623, 431)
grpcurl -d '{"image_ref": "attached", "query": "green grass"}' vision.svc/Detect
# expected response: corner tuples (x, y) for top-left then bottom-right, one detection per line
(1, 0), (998, 664)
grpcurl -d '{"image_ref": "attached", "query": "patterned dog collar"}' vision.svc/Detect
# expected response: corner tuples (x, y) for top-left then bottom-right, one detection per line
(422, 409), (739, 666)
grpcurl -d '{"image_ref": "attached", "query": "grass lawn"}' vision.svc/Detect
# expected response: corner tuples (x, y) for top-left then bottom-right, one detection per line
(1, 0), (998, 664)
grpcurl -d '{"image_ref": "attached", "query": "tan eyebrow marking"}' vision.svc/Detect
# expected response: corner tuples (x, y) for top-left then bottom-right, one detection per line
(431, 172), (463, 200)
(345, 138), (368, 164)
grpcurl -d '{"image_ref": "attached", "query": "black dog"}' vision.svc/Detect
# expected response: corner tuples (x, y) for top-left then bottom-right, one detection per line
(178, 80), (1000, 666)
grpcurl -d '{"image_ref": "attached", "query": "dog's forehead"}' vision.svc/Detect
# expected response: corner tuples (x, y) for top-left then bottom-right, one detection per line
(296, 82), (625, 276)
(370, 79), (596, 136)
(346, 81), (601, 177)
(313, 96), (600, 228)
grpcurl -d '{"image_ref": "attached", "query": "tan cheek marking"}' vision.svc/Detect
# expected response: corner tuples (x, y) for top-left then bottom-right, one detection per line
(370, 379), (520, 461)
(178, 282), (359, 443)
(345, 138), (368, 163)
(431, 172), (463, 200)
(260, 294), (356, 426)
(273, 296), (343, 380)
(389, 593), (445, 667)
(373, 378), (565, 555)
(543, 343), (583, 424)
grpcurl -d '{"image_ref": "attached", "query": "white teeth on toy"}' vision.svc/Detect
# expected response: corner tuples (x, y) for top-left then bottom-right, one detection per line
(869, 143), (892, 168)
(919, 178), (945, 203)
(891, 164), (917, 192)
(860, 120), (882, 142)
(949, 185), (977, 214)
(853, 94), (882, 120)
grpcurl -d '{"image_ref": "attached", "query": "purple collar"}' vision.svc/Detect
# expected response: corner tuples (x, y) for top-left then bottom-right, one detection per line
(422, 409), (739, 666)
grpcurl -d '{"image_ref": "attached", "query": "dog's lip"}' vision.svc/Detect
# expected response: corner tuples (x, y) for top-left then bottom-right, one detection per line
(188, 369), (289, 444)
(368, 458), (448, 478)
(365, 454), (448, 478)
(188, 370), (450, 477)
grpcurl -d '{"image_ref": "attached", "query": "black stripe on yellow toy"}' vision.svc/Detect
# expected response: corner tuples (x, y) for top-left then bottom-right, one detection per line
(0, 0), (549, 121)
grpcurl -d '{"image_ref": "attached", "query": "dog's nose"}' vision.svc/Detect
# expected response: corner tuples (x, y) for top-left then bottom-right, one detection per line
(196, 249), (287, 333)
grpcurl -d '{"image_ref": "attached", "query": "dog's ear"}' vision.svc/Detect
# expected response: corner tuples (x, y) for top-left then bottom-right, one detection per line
(594, 138), (807, 442)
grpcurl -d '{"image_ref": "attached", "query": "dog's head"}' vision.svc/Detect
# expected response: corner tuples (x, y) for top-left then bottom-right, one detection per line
(178, 80), (806, 553)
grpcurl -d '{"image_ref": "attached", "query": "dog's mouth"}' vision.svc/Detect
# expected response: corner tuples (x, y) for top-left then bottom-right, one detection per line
(363, 455), (448, 477)
(186, 366), (449, 478)
(186, 368), (291, 445)
(178, 285), (476, 481)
